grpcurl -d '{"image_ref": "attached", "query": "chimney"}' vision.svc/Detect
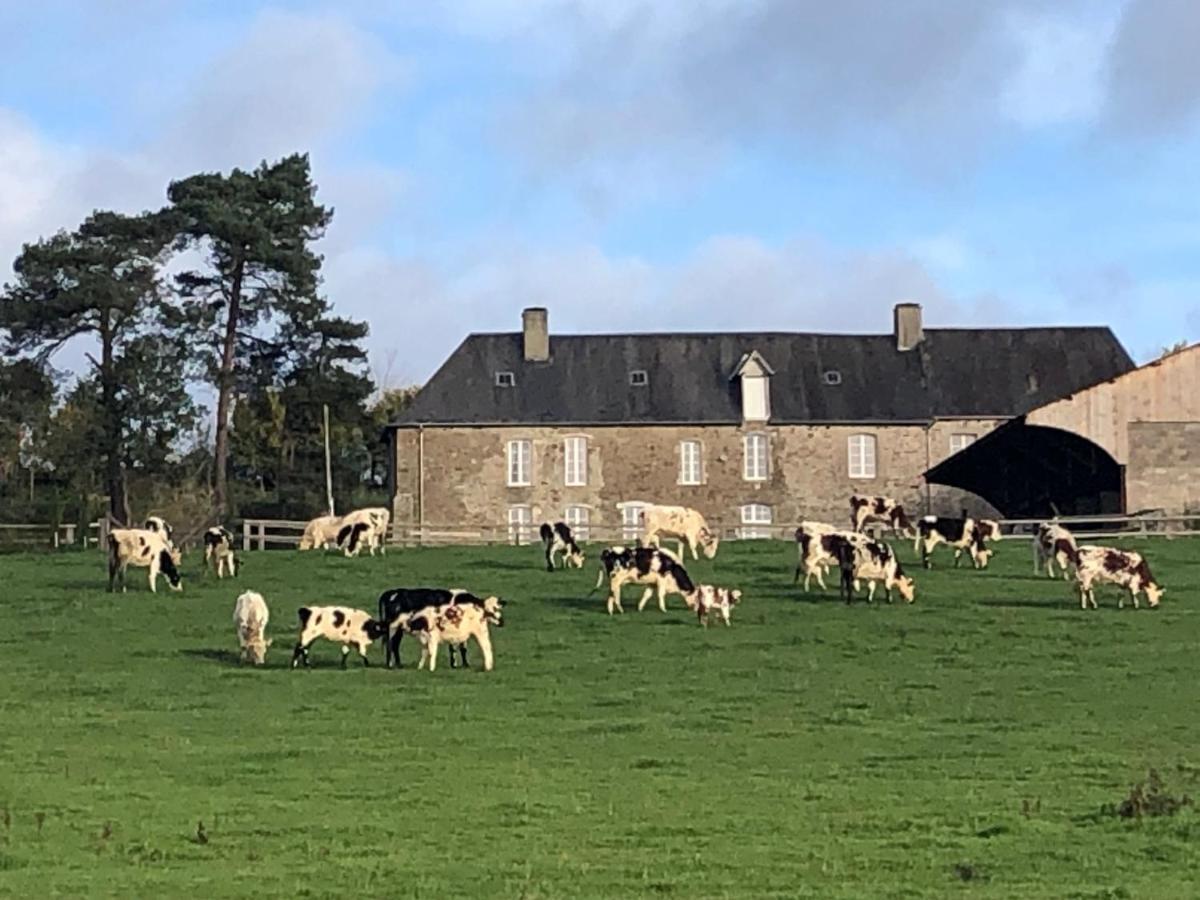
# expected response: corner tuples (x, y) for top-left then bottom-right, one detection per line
(894, 302), (923, 351)
(522, 307), (549, 362)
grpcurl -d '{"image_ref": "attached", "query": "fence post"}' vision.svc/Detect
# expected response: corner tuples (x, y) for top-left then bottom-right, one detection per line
(64, 524), (76, 545)
(243, 520), (251, 552)
(1032, 539), (1039, 575)
(257, 522), (266, 551)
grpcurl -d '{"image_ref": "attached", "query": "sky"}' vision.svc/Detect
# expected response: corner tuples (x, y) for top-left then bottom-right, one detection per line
(3, 0), (1200, 386)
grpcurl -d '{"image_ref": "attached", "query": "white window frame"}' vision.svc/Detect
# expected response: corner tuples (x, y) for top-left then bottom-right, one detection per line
(507, 505), (532, 545)
(495, 371), (515, 387)
(679, 440), (702, 486)
(506, 439), (531, 487)
(740, 503), (773, 539)
(743, 433), (769, 482)
(949, 433), (976, 455)
(618, 502), (646, 542)
(742, 374), (770, 421)
(564, 435), (588, 487)
(564, 505), (590, 541)
(848, 434), (877, 479)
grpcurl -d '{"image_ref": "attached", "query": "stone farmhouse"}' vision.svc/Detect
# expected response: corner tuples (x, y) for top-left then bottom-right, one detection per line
(386, 304), (1139, 541)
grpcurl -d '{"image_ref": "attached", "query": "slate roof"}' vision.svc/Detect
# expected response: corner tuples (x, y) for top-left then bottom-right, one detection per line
(392, 327), (1134, 427)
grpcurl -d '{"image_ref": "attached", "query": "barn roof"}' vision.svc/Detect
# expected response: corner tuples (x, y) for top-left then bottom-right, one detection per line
(392, 326), (1134, 427)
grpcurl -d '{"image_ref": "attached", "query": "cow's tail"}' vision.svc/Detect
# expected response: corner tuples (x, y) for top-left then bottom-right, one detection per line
(591, 565), (605, 592)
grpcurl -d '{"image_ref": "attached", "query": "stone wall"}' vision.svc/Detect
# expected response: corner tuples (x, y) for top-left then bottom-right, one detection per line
(1125, 421), (1200, 514)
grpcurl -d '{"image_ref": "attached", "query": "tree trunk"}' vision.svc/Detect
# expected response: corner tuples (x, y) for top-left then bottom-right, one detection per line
(99, 313), (129, 525)
(212, 258), (244, 516)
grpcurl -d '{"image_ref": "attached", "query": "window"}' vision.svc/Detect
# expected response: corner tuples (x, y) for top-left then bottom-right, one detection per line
(949, 433), (976, 454)
(848, 434), (877, 479)
(822, 370), (842, 385)
(506, 439), (531, 486)
(507, 506), (532, 545)
(564, 436), (588, 486)
(629, 370), (648, 386)
(743, 433), (769, 481)
(742, 374), (770, 421)
(495, 371), (515, 387)
(619, 503), (646, 541)
(679, 440), (702, 485)
(564, 505), (590, 541)
(740, 503), (772, 539)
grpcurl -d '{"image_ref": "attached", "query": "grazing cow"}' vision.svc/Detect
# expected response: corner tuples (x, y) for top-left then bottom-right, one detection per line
(1035, 522), (1078, 580)
(1074, 546), (1164, 610)
(143, 516), (175, 547)
(204, 526), (239, 578)
(850, 495), (915, 537)
(377, 587), (489, 668)
(916, 514), (992, 569)
(793, 523), (870, 591)
(595, 546), (697, 615)
(835, 538), (915, 604)
(694, 585), (744, 627)
(298, 514), (343, 551)
(107, 528), (183, 593)
(390, 596), (505, 672)
(540, 522), (585, 571)
(290, 606), (388, 668)
(640, 505), (719, 560)
(336, 507), (391, 557)
(233, 591), (271, 665)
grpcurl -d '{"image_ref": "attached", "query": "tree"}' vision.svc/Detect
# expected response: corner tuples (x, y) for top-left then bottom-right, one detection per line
(0, 359), (55, 491)
(167, 153), (333, 516)
(0, 211), (174, 522)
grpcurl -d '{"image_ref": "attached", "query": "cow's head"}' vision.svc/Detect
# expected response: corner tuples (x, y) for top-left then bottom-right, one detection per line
(160, 547), (184, 592)
(700, 529), (720, 559)
(894, 575), (916, 603)
(483, 596), (505, 626)
(1145, 583), (1164, 608)
(972, 546), (993, 569)
(566, 543), (586, 569)
(298, 533), (316, 550)
(724, 588), (743, 607)
(242, 636), (272, 666)
(362, 618), (389, 641)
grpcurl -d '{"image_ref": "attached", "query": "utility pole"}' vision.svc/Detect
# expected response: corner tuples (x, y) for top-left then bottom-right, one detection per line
(323, 404), (335, 517)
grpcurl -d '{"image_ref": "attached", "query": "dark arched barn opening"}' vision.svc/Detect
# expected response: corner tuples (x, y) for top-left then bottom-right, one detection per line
(924, 418), (1124, 518)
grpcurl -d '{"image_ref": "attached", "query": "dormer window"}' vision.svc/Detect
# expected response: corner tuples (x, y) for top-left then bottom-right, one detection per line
(730, 351), (774, 423)
(495, 371), (515, 387)
(629, 370), (648, 387)
(823, 370), (842, 386)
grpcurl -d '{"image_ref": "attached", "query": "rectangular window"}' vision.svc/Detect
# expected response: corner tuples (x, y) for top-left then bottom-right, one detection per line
(620, 503), (645, 542)
(564, 505), (590, 541)
(495, 371), (515, 387)
(742, 375), (769, 421)
(848, 434), (877, 479)
(679, 440), (702, 485)
(743, 433), (768, 481)
(506, 439), (531, 486)
(740, 503), (772, 539)
(564, 436), (588, 486)
(507, 506), (532, 545)
(949, 433), (976, 454)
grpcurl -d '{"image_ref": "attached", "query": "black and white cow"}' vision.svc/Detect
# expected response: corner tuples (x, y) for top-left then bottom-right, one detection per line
(336, 507), (391, 557)
(915, 514), (992, 569)
(793, 523), (870, 591)
(540, 522), (585, 571)
(377, 587), (491, 668)
(850, 495), (915, 537)
(835, 538), (916, 604)
(1074, 546), (1164, 610)
(107, 528), (183, 593)
(203, 526), (239, 578)
(290, 606), (388, 669)
(143, 516), (175, 548)
(595, 546), (697, 615)
(1035, 522), (1078, 580)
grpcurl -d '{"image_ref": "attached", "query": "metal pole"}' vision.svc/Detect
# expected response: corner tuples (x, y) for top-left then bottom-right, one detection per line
(323, 404), (335, 517)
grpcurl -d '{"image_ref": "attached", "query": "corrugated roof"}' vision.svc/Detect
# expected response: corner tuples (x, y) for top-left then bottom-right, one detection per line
(393, 327), (1134, 426)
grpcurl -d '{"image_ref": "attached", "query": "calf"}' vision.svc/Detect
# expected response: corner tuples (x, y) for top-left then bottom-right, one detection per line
(540, 522), (585, 571)
(291, 606), (388, 668)
(836, 539), (915, 604)
(298, 514), (343, 551)
(143, 516), (175, 548)
(1074, 546), (1164, 610)
(850, 495), (915, 537)
(694, 585), (744, 627)
(1035, 522), (1078, 580)
(390, 596), (505, 672)
(233, 591), (271, 665)
(107, 528), (183, 593)
(793, 523), (869, 591)
(336, 507), (391, 557)
(640, 505), (719, 560)
(595, 545), (697, 615)
(377, 587), (488, 668)
(204, 526), (239, 578)
(916, 514), (992, 569)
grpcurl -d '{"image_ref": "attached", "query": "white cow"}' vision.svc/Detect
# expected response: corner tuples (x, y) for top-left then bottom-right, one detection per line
(390, 596), (505, 672)
(298, 515), (343, 551)
(640, 505), (719, 560)
(233, 591), (271, 665)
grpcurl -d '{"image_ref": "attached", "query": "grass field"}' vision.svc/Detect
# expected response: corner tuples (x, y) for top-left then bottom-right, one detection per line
(1, 536), (1198, 898)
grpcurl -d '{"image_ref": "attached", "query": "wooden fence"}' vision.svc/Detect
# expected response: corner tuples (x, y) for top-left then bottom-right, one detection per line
(0, 523), (83, 549)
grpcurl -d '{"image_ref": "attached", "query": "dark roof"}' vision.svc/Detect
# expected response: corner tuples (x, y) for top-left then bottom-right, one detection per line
(392, 327), (1135, 427)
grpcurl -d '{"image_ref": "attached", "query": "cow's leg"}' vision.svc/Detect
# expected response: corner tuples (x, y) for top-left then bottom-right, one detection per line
(148, 563), (158, 593)
(656, 583), (668, 613)
(697, 605), (706, 626)
(386, 630), (402, 668)
(545, 541), (555, 572)
(476, 630), (494, 672)
(721, 606), (731, 627)
(866, 581), (877, 603)
(417, 643), (430, 670)
(358, 641), (371, 667)
(290, 642), (310, 668)
(815, 565), (827, 591)
(340, 645), (351, 669)
(427, 636), (441, 672)
(637, 586), (654, 612)
(457, 644), (469, 668)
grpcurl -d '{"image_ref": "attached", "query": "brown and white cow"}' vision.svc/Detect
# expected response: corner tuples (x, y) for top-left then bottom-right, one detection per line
(389, 596), (505, 672)
(916, 514), (992, 569)
(290, 606), (388, 668)
(298, 514), (343, 551)
(640, 505), (719, 560)
(1074, 546), (1164, 610)
(694, 585), (744, 627)
(793, 523), (869, 591)
(836, 538), (915, 604)
(107, 528), (183, 593)
(850, 495), (916, 537)
(1035, 522), (1078, 580)
(595, 546), (698, 615)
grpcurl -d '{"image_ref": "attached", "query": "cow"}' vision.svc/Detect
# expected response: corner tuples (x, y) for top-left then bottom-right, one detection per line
(850, 495), (915, 537)
(793, 523), (870, 591)
(915, 514), (992, 569)
(336, 507), (391, 557)
(233, 591), (271, 665)
(107, 528), (183, 593)
(1035, 522), (1078, 580)
(977, 519), (1002, 544)
(290, 606), (388, 669)
(377, 587), (490, 668)
(204, 526), (239, 578)
(639, 505), (719, 560)
(143, 516), (175, 548)
(595, 545), (697, 615)
(694, 585), (744, 627)
(540, 522), (585, 571)
(835, 538), (916, 604)
(298, 514), (343, 551)
(1074, 546), (1164, 610)
(389, 596), (505, 673)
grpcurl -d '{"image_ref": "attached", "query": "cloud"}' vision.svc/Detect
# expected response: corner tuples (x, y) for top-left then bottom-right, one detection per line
(1104, 0), (1200, 132)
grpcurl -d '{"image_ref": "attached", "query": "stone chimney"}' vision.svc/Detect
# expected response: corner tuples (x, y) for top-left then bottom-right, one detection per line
(522, 307), (549, 362)
(894, 302), (924, 351)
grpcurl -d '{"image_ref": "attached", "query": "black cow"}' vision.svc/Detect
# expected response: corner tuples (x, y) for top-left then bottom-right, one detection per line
(540, 522), (585, 571)
(377, 587), (487, 668)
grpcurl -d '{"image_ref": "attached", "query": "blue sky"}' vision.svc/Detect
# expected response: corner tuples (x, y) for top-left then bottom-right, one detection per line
(2, 0), (1199, 385)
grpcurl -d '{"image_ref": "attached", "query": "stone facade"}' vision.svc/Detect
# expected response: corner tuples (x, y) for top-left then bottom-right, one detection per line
(391, 417), (1001, 539)
(1125, 421), (1200, 514)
